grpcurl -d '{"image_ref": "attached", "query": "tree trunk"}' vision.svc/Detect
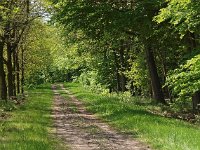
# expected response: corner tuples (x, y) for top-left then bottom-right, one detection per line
(192, 91), (200, 111)
(146, 45), (165, 104)
(16, 50), (20, 94)
(130, 81), (135, 96)
(13, 50), (16, 96)
(0, 40), (7, 100)
(188, 32), (200, 111)
(188, 32), (196, 52)
(185, 32), (197, 53)
(113, 49), (121, 92)
(7, 43), (14, 97)
(21, 47), (25, 94)
(160, 52), (172, 101)
(119, 40), (126, 92)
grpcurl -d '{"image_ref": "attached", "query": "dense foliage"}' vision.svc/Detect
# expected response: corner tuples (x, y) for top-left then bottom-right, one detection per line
(49, 0), (200, 111)
(0, 0), (200, 112)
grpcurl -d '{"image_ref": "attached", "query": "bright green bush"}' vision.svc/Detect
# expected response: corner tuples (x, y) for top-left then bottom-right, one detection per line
(78, 71), (109, 94)
(166, 53), (200, 104)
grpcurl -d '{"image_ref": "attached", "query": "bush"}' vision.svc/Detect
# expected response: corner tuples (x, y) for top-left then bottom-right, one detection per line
(78, 71), (109, 94)
(166, 53), (200, 109)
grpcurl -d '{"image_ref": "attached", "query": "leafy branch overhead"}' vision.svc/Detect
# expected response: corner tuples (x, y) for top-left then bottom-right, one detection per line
(154, 0), (200, 38)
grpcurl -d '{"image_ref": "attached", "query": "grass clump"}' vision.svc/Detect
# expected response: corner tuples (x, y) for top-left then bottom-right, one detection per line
(64, 82), (200, 150)
(0, 84), (67, 150)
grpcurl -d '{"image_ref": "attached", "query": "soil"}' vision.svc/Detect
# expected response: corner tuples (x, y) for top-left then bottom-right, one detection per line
(52, 84), (151, 150)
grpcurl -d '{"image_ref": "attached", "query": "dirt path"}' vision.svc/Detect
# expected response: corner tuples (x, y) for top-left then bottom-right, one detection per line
(52, 84), (151, 150)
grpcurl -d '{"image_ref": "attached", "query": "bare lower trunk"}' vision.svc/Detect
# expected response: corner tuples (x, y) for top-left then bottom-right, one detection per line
(189, 33), (200, 111)
(7, 44), (14, 97)
(113, 49), (121, 92)
(13, 50), (16, 96)
(146, 46), (165, 104)
(21, 47), (25, 94)
(16, 51), (20, 94)
(119, 40), (126, 92)
(0, 41), (7, 100)
(192, 91), (200, 111)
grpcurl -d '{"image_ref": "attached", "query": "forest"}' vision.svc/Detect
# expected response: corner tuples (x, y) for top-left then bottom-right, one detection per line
(0, 0), (200, 150)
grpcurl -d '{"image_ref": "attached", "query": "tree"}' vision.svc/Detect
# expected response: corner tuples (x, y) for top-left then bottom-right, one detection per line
(166, 54), (200, 110)
(51, 0), (168, 103)
(155, 0), (200, 109)
(0, 0), (51, 100)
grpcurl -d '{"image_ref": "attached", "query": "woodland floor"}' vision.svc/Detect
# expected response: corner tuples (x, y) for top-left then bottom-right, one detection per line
(52, 84), (151, 150)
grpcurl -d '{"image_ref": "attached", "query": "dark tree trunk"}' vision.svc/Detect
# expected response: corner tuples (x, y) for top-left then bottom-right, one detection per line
(188, 33), (200, 111)
(185, 32), (197, 53)
(7, 44), (14, 97)
(119, 40), (126, 92)
(192, 91), (200, 111)
(0, 40), (7, 100)
(130, 81), (135, 96)
(159, 52), (172, 101)
(16, 50), (20, 94)
(13, 50), (16, 96)
(21, 47), (25, 94)
(113, 49), (121, 92)
(146, 46), (165, 104)
(188, 32), (196, 51)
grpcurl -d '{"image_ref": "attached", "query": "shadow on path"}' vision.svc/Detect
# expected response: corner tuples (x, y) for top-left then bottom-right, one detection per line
(52, 84), (151, 150)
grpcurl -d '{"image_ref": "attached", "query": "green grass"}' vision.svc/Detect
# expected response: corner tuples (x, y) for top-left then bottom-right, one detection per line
(64, 82), (200, 150)
(0, 84), (67, 150)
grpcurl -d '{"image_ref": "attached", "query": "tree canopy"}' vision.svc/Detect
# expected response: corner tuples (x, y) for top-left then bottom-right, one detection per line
(0, 0), (200, 111)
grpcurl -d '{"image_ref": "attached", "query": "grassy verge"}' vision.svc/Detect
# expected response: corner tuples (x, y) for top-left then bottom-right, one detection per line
(64, 82), (200, 150)
(0, 84), (67, 150)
